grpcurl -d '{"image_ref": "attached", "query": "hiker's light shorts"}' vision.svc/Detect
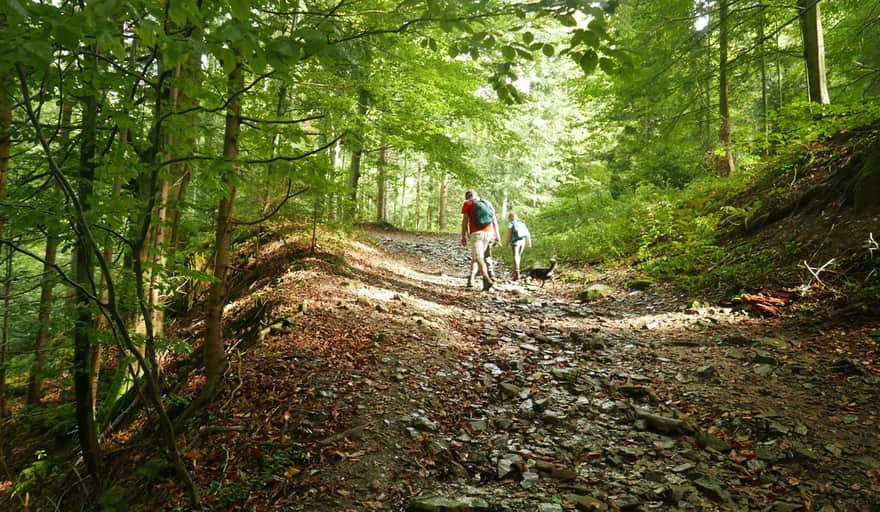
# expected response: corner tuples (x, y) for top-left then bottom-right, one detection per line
(470, 230), (494, 261)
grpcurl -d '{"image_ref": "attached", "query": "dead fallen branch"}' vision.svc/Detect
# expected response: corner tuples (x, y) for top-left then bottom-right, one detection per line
(634, 408), (695, 436)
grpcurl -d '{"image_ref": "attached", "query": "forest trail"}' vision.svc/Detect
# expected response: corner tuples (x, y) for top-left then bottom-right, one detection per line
(166, 226), (880, 512)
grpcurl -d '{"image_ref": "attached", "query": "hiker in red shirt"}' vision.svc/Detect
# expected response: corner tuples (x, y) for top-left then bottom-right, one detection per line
(460, 190), (500, 291)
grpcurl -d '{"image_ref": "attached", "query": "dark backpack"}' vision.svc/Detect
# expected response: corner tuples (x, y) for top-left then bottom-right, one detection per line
(472, 199), (494, 227)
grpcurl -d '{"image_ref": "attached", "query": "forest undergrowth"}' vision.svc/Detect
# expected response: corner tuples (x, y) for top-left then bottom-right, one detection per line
(542, 120), (880, 322)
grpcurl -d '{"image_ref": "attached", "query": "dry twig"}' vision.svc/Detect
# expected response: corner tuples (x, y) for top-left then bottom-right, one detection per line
(803, 257), (837, 286)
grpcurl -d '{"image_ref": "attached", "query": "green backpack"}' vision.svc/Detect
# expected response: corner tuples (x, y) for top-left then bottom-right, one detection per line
(472, 199), (494, 227)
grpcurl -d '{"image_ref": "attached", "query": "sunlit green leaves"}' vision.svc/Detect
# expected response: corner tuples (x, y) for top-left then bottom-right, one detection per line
(570, 29), (600, 49)
(229, 0), (250, 22)
(52, 23), (81, 49)
(97, 29), (126, 61)
(215, 47), (238, 75)
(266, 38), (303, 71)
(295, 27), (327, 57)
(598, 57), (617, 74)
(557, 13), (577, 27)
(135, 18), (158, 48)
(87, 0), (122, 19)
(3, 0), (29, 19)
(217, 22), (245, 44)
(20, 39), (54, 69)
(248, 44), (267, 73)
(577, 49), (598, 74)
(478, 32), (496, 49)
(588, 16), (608, 38)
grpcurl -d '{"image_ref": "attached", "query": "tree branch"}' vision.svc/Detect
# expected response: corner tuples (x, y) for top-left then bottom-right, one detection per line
(242, 132), (344, 164)
(240, 113), (324, 125)
(0, 238), (103, 306)
(233, 181), (309, 226)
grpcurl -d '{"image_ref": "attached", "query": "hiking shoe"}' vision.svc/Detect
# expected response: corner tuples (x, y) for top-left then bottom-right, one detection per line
(482, 276), (494, 291)
(512, 271), (519, 281)
(466, 276), (474, 288)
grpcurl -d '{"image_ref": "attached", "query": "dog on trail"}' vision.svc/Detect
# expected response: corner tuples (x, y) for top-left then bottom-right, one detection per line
(527, 258), (557, 287)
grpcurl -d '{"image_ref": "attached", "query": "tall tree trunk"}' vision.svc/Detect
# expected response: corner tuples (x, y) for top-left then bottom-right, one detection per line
(798, 0), (830, 104)
(312, 126), (329, 253)
(74, 51), (104, 489)
(263, 9), (299, 216)
(415, 165), (422, 230)
(332, 138), (344, 222)
(702, 38), (712, 153)
(0, 248), (9, 418)
(0, 77), (9, 418)
(438, 169), (448, 230)
(28, 232), (57, 405)
(143, 58), (182, 354)
(98, 93), (137, 414)
(376, 144), (388, 222)
(166, 53), (200, 323)
(169, 47), (201, 256)
(92, 172), (121, 414)
(348, 148), (363, 222)
(398, 152), (408, 227)
(0, 77), (9, 237)
(717, 0), (735, 177)
(776, 29), (783, 109)
(347, 88), (370, 223)
(265, 82), (289, 215)
(15, 53), (202, 505)
(204, 54), (243, 396)
(29, 101), (69, 407)
(151, 167), (173, 343)
(702, 14), (713, 153)
(758, 2), (770, 155)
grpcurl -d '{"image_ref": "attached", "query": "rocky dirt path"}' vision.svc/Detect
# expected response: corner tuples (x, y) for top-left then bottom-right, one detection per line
(172, 226), (880, 512)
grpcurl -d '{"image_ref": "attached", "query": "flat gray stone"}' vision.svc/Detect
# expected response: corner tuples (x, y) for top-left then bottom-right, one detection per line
(408, 495), (491, 512)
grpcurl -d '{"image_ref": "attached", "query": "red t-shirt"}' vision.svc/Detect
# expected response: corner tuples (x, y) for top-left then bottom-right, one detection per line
(461, 199), (494, 234)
